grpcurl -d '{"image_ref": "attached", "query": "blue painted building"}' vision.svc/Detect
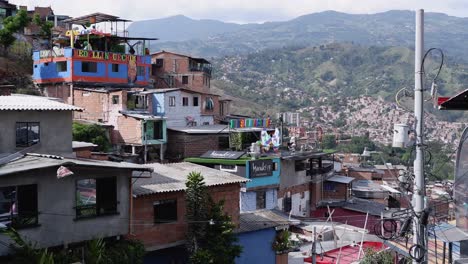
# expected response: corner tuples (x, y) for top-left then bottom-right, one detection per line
(236, 228), (276, 264)
(235, 209), (295, 264)
(185, 153), (281, 212)
(33, 48), (151, 87)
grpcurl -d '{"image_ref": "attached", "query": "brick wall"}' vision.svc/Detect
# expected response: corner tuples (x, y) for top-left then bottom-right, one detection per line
(167, 130), (221, 159)
(151, 52), (210, 93)
(73, 90), (107, 121)
(323, 182), (348, 201)
(129, 183), (240, 250)
(348, 170), (382, 181)
(114, 115), (142, 145)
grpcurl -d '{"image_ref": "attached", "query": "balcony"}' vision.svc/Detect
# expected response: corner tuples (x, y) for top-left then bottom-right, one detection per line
(307, 163), (334, 176)
(190, 65), (212, 75)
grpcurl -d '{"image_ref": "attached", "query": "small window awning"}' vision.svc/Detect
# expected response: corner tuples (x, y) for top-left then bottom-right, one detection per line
(380, 184), (401, 194)
(326, 175), (354, 184)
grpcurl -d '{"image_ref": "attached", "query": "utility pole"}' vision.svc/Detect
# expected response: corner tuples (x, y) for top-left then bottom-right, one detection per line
(312, 226), (317, 264)
(413, 9), (427, 264)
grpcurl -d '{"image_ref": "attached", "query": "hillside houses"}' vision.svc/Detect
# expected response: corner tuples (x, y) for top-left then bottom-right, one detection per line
(0, 6), (465, 264)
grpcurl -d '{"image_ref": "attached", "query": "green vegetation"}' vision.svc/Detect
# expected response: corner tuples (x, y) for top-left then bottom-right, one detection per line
(0, 10), (30, 53)
(272, 229), (292, 254)
(212, 43), (468, 122)
(361, 248), (394, 264)
(32, 14), (54, 42)
(72, 122), (111, 152)
(185, 172), (242, 264)
(1, 228), (145, 264)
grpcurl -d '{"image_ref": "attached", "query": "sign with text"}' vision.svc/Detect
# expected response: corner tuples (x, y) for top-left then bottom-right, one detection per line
(39, 48), (65, 59)
(200, 150), (245, 160)
(73, 49), (139, 63)
(249, 159), (273, 178)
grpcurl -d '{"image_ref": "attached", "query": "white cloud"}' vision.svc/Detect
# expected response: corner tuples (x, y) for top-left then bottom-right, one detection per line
(10, 0), (468, 23)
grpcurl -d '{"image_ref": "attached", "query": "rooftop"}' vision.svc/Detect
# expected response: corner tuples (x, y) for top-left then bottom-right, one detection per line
(132, 162), (249, 197)
(319, 197), (389, 216)
(237, 209), (299, 233)
(62, 12), (131, 24)
(326, 175), (354, 184)
(0, 95), (83, 111)
(0, 154), (152, 176)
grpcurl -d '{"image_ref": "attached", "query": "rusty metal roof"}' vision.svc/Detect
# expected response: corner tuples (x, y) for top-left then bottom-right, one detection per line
(0, 95), (83, 111)
(132, 162), (249, 196)
(62, 12), (131, 24)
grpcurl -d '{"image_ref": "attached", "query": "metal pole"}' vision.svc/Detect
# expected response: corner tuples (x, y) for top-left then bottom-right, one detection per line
(312, 226), (316, 264)
(413, 9), (426, 264)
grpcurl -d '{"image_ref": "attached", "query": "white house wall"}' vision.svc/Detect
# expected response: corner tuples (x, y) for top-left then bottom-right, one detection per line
(159, 91), (214, 127)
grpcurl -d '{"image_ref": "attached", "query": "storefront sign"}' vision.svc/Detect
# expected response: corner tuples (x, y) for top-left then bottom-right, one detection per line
(74, 49), (138, 63)
(249, 159), (273, 178)
(200, 150), (245, 160)
(39, 48), (65, 59)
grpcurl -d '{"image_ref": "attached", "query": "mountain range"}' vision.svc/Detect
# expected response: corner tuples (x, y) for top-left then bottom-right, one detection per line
(128, 10), (468, 59)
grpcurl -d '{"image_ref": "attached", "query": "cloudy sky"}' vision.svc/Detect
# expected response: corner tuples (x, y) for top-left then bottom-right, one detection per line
(11, 0), (468, 23)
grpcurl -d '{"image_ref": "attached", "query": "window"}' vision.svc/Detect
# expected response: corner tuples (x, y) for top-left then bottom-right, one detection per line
(324, 182), (336, 191)
(220, 164), (237, 172)
(182, 97), (189, 106)
(155, 59), (163, 67)
(137, 66), (145, 76)
(205, 97), (214, 111)
(16, 122), (40, 147)
(112, 95), (119, 104)
(82, 62), (97, 73)
(169, 96), (176, 107)
(75, 177), (117, 218)
(218, 136), (230, 149)
(154, 199), (177, 224)
(256, 190), (266, 209)
(168, 75), (175, 87)
(273, 162), (279, 171)
(0, 184), (38, 228)
(193, 97), (199, 106)
(182, 75), (189, 85)
(145, 121), (164, 141)
(111, 64), (119, 73)
(56, 61), (67, 72)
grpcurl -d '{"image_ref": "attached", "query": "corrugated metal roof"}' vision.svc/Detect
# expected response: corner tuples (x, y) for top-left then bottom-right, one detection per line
(132, 162), (249, 196)
(327, 175), (355, 184)
(0, 95), (83, 111)
(121, 112), (166, 120)
(237, 209), (299, 233)
(0, 154), (152, 176)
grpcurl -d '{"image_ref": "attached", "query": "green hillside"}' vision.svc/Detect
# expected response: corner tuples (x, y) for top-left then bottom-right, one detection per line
(212, 43), (468, 120)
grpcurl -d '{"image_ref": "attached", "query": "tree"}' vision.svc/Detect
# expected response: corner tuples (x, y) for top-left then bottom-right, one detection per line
(33, 14), (54, 47)
(0, 10), (30, 53)
(185, 172), (242, 264)
(72, 123), (111, 152)
(186, 172), (209, 254)
(204, 199), (242, 264)
(322, 134), (337, 150)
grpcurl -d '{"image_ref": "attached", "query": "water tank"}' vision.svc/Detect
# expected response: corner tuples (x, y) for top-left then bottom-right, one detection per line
(392, 124), (409, 148)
